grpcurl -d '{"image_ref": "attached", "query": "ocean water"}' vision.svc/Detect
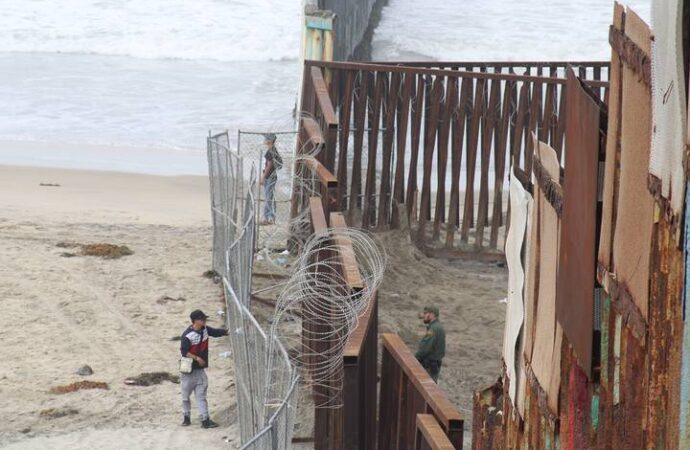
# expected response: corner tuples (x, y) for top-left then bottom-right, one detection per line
(373, 0), (651, 61)
(0, 0), (651, 175)
(0, 0), (301, 174)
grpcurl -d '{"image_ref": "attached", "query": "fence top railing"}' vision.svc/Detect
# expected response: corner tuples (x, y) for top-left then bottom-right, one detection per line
(311, 66), (338, 127)
(366, 60), (610, 68)
(343, 291), (377, 365)
(306, 60), (610, 87)
(382, 333), (464, 429)
(309, 197), (328, 233)
(302, 117), (326, 146)
(330, 212), (364, 290)
(305, 158), (338, 188)
(416, 414), (457, 450)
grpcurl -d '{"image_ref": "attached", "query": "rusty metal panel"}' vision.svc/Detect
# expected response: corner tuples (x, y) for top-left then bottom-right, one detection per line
(416, 414), (456, 450)
(682, 183), (690, 450)
(600, 295), (611, 386)
(613, 313), (622, 405)
(555, 69), (603, 379)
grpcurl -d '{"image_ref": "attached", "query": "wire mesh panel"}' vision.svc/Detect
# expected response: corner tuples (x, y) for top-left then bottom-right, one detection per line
(208, 130), (249, 281)
(208, 129), (300, 450)
(238, 131), (298, 252)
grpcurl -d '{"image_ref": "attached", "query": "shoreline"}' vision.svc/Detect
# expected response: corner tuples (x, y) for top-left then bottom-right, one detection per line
(0, 139), (209, 176)
(0, 164), (211, 226)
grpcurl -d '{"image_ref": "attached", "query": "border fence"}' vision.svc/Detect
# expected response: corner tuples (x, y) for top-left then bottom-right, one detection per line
(207, 131), (299, 449)
(296, 60), (610, 255)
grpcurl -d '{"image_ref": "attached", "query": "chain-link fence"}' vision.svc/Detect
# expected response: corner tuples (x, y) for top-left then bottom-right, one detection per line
(207, 130), (299, 449)
(238, 131), (297, 253)
(224, 278), (299, 449)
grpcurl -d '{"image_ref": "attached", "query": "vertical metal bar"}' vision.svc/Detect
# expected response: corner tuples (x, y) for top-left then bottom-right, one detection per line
(415, 76), (443, 243)
(363, 72), (384, 228)
(394, 73), (414, 208)
(490, 80), (513, 249)
(432, 76), (454, 241)
(445, 77), (470, 248)
(406, 75), (425, 220)
(525, 81), (542, 178)
(475, 78), (499, 249)
(338, 71), (355, 211)
(460, 78), (485, 242)
(350, 71), (368, 214)
(378, 71), (401, 229)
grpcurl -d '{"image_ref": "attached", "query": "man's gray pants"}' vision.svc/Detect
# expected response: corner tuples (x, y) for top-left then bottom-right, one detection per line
(181, 368), (209, 419)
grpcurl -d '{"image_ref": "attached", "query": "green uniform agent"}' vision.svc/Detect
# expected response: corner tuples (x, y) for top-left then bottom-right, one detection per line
(415, 305), (446, 382)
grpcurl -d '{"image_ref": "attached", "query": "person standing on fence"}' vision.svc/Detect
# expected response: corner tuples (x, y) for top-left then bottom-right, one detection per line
(415, 305), (446, 383)
(179, 309), (228, 428)
(260, 133), (282, 225)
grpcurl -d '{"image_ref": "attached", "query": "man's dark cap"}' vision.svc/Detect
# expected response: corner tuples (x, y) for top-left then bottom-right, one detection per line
(190, 309), (209, 321)
(263, 133), (277, 143)
(423, 305), (439, 317)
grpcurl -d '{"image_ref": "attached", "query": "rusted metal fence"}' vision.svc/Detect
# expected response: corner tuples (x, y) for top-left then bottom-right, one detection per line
(296, 59), (609, 254)
(472, 3), (690, 449)
(300, 149), (463, 449)
(416, 414), (458, 450)
(305, 180), (379, 450)
(379, 333), (464, 449)
(207, 131), (299, 450)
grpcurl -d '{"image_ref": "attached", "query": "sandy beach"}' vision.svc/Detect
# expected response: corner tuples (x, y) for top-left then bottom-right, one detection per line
(0, 165), (242, 448)
(0, 163), (506, 448)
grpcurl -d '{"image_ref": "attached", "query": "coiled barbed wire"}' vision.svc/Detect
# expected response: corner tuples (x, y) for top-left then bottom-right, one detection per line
(264, 227), (386, 408)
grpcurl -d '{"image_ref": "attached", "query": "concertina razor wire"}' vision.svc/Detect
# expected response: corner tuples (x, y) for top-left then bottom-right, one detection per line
(207, 122), (386, 448)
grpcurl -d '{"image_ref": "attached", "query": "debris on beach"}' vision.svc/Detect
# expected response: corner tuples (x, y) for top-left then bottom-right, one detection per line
(124, 371), (179, 386)
(39, 183), (61, 187)
(55, 242), (133, 259)
(156, 295), (186, 305)
(76, 365), (94, 376)
(39, 407), (79, 419)
(80, 243), (133, 259)
(202, 270), (218, 279)
(49, 380), (109, 394)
